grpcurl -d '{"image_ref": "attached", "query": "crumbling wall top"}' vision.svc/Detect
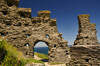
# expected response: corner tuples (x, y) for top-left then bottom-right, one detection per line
(38, 10), (51, 14)
(5, 0), (19, 7)
(78, 14), (90, 17)
(74, 14), (98, 45)
(18, 8), (32, 18)
(38, 10), (51, 17)
(18, 8), (32, 13)
(78, 14), (90, 24)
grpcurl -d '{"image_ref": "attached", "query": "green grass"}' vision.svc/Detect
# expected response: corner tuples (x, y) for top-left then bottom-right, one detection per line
(34, 52), (48, 59)
(50, 62), (64, 65)
(25, 58), (44, 64)
(0, 38), (44, 66)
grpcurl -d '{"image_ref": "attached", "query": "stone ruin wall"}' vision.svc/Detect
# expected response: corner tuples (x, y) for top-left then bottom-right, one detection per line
(0, 0), (100, 65)
(70, 46), (100, 66)
(70, 15), (100, 66)
(0, 0), (70, 63)
(74, 15), (98, 45)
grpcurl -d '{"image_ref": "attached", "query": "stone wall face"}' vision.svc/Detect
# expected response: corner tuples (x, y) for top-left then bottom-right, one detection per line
(0, 0), (70, 63)
(70, 46), (100, 66)
(70, 15), (100, 66)
(74, 15), (98, 45)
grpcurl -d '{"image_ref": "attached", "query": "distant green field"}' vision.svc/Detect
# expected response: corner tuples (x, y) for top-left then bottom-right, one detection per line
(34, 52), (48, 59)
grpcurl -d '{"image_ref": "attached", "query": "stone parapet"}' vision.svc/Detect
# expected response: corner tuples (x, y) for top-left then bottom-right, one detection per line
(38, 10), (51, 18)
(6, 0), (19, 7)
(18, 8), (32, 18)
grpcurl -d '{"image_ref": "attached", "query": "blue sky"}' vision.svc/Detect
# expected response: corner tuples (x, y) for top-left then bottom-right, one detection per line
(19, 0), (100, 45)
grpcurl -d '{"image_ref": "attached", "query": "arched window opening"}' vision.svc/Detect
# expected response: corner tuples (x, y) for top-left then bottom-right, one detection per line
(6, 23), (12, 26)
(14, 22), (22, 26)
(25, 34), (31, 38)
(0, 33), (5, 36)
(7, 3), (13, 7)
(24, 23), (29, 26)
(34, 41), (48, 62)
(65, 51), (69, 55)
(24, 43), (30, 47)
(0, 32), (6, 38)
(46, 34), (49, 38)
(2, 11), (8, 15)
(54, 44), (56, 47)
(85, 59), (89, 62)
(6, 20), (12, 26)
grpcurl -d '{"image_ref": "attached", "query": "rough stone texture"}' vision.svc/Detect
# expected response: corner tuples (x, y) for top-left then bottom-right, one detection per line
(25, 63), (44, 66)
(1, 0), (100, 65)
(69, 15), (100, 66)
(70, 46), (100, 66)
(74, 14), (98, 45)
(0, 0), (70, 63)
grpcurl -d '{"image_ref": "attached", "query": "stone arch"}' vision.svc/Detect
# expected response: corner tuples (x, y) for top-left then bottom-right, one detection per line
(33, 40), (50, 53)
(33, 40), (50, 61)
(34, 40), (49, 46)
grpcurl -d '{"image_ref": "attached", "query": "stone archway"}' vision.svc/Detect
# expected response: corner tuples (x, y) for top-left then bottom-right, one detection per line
(34, 40), (49, 54)
(33, 40), (49, 62)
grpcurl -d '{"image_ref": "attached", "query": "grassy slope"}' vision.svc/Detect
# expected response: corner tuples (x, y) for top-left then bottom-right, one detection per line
(34, 52), (64, 65)
(34, 52), (48, 59)
(0, 39), (44, 66)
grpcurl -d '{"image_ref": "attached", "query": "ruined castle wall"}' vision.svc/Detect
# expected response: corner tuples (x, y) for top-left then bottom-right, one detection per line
(74, 15), (98, 45)
(0, 0), (70, 63)
(70, 46), (100, 66)
(70, 15), (100, 66)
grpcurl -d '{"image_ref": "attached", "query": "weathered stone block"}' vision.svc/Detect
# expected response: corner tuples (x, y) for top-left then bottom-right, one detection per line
(6, 0), (19, 7)
(18, 8), (32, 18)
(38, 10), (51, 17)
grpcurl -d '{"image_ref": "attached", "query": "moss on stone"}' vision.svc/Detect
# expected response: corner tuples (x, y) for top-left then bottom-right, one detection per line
(78, 14), (90, 17)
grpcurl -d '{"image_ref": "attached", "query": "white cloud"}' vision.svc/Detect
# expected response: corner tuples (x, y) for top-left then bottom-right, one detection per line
(35, 42), (48, 47)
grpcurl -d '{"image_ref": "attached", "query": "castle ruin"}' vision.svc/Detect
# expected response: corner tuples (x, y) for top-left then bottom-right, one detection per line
(70, 15), (100, 66)
(74, 15), (98, 45)
(0, 0), (100, 65)
(0, 0), (70, 63)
